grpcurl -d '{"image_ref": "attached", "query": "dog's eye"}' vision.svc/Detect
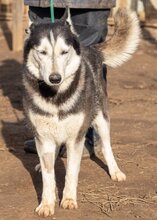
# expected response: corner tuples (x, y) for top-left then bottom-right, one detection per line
(61, 50), (68, 55)
(39, 50), (47, 55)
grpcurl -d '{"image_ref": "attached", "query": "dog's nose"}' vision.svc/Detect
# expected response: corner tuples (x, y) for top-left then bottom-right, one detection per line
(49, 74), (62, 84)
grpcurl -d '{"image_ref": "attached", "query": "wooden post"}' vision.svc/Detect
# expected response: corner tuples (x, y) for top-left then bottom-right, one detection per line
(12, 0), (23, 51)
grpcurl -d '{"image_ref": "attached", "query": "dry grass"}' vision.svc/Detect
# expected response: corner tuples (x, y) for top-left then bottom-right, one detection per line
(80, 188), (157, 217)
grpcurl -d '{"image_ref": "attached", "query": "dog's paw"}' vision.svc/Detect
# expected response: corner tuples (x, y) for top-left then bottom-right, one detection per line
(110, 169), (126, 182)
(35, 163), (41, 172)
(61, 198), (78, 209)
(35, 203), (54, 217)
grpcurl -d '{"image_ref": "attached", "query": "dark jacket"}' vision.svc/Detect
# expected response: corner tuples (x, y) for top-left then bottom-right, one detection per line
(24, 0), (116, 8)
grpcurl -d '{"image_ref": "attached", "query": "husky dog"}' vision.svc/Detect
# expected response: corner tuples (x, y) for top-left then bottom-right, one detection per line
(23, 8), (140, 217)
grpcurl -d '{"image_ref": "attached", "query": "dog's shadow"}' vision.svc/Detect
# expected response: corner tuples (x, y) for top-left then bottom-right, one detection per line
(90, 154), (109, 175)
(0, 58), (109, 205)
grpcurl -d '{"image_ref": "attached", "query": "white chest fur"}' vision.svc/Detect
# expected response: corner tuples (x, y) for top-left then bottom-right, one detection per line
(28, 110), (85, 146)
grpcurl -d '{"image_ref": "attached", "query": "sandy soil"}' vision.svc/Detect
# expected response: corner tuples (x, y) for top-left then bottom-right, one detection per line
(0, 27), (157, 220)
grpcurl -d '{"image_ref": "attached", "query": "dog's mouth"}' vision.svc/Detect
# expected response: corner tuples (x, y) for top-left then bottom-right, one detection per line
(38, 80), (45, 85)
(38, 80), (59, 88)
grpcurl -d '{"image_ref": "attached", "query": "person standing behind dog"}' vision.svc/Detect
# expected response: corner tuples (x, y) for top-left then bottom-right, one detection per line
(23, 0), (116, 157)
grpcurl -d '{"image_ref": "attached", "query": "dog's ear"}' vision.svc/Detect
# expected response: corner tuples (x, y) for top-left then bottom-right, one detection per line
(61, 7), (69, 22)
(62, 7), (78, 36)
(25, 18), (36, 36)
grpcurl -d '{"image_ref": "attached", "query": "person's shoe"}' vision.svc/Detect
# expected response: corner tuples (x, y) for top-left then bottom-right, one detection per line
(24, 139), (37, 154)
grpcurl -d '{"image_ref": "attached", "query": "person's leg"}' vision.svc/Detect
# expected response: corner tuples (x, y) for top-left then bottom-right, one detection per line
(24, 7), (110, 157)
(70, 9), (110, 46)
(28, 6), (64, 23)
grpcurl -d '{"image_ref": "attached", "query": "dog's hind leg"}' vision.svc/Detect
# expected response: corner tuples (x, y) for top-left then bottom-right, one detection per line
(61, 138), (85, 209)
(94, 111), (126, 182)
(35, 137), (56, 217)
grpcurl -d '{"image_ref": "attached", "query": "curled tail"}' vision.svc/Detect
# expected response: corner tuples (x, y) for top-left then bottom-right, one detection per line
(97, 8), (141, 68)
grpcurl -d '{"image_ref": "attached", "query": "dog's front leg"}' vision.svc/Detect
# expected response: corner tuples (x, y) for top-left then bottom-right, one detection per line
(61, 138), (84, 209)
(35, 137), (56, 217)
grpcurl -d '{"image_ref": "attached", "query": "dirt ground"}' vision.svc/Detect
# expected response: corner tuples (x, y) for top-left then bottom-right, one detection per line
(0, 26), (157, 220)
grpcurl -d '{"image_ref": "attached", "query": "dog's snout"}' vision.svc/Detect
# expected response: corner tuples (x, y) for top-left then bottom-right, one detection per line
(49, 73), (62, 84)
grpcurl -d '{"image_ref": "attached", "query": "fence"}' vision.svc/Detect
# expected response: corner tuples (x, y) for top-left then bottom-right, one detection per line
(0, 0), (28, 51)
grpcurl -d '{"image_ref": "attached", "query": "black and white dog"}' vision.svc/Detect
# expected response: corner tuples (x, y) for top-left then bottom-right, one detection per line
(23, 9), (140, 217)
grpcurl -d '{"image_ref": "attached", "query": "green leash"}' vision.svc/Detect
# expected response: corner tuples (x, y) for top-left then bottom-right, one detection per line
(50, 0), (55, 23)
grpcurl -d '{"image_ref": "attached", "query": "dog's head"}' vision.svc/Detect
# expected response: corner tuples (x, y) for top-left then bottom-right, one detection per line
(24, 9), (81, 87)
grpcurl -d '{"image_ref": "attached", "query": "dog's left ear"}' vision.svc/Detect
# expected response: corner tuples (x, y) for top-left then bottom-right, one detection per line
(25, 18), (35, 37)
(62, 7), (78, 36)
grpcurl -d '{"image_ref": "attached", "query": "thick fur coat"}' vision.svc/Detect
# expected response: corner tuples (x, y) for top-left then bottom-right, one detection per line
(23, 9), (140, 217)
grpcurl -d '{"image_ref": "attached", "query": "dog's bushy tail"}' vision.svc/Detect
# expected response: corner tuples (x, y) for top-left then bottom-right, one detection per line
(97, 8), (140, 68)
